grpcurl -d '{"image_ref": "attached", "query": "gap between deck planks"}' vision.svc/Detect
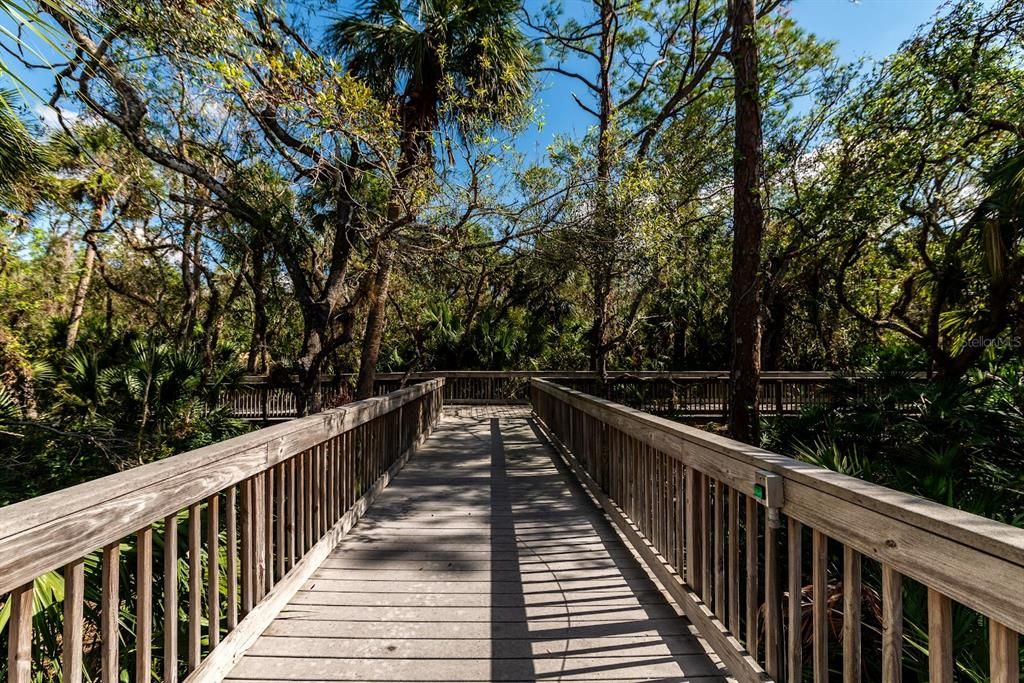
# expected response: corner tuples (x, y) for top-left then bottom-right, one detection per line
(226, 406), (730, 683)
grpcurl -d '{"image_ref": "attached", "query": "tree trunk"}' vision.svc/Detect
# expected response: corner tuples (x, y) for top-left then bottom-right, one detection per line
(246, 249), (268, 373)
(354, 106), (423, 399)
(177, 217), (197, 343)
(66, 202), (104, 350)
(356, 247), (394, 399)
(65, 241), (95, 350)
(295, 311), (326, 417)
(587, 0), (615, 376)
(728, 0), (765, 444)
(761, 291), (786, 371)
(58, 230), (76, 305)
(589, 279), (609, 376)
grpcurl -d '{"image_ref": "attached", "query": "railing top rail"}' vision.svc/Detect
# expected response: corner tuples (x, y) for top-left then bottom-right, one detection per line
(531, 378), (1024, 631)
(234, 369), (923, 383)
(0, 378), (444, 595)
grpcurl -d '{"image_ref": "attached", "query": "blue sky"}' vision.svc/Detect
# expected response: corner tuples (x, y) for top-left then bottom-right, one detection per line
(9, 0), (947, 158)
(517, 0), (947, 161)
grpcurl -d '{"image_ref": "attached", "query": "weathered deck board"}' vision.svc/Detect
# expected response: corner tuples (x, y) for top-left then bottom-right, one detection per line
(226, 408), (728, 682)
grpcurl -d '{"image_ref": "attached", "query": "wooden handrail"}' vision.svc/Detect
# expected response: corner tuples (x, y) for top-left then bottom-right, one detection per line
(531, 378), (1022, 683)
(0, 379), (444, 682)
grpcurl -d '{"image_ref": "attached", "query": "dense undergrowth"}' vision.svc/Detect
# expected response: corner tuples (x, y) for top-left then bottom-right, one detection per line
(0, 335), (249, 506)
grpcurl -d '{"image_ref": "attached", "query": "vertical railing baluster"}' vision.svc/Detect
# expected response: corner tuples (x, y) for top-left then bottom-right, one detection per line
(253, 471), (267, 600)
(277, 463), (286, 580)
(843, 546), (862, 682)
(188, 503), (202, 670)
(745, 497), (758, 655)
(685, 467), (699, 591)
(714, 481), (726, 618)
(288, 458), (297, 568)
(226, 486), (238, 630)
(7, 581), (33, 683)
(765, 511), (781, 677)
(164, 513), (179, 683)
(812, 530), (828, 683)
(927, 589), (953, 683)
(988, 620), (1019, 683)
(303, 451), (313, 549)
(701, 473), (712, 606)
(102, 542), (120, 683)
(241, 478), (253, 614)
(136, 526), (154, 681)
(787, 518), (803, 682)
(208, 494), (221, 648)
(297, 453), (306, 555)
(264, 471), (274, 591)
(881, 564), (903, 683)
(63, 558), (85, 683)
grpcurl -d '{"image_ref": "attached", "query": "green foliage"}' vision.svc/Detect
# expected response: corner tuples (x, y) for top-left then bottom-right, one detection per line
(0, 336), (249, 506)
(766, 368), (1024, 521)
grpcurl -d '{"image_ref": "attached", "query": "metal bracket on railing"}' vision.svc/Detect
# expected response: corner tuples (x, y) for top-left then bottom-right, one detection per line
(753, 470), (784, 528)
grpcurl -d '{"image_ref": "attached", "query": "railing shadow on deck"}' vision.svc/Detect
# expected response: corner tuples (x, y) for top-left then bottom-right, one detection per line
(487, 418), (535, 682)
(519, 417), (729, 680)
(530, 378), (1023, 683)
(0, 379), (444, 682)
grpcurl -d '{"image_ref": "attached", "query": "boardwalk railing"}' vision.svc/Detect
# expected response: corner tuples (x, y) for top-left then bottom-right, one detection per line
(531, 378), (1022, 683)
(551, 371), (848, 417)
(0, 379), (443, 682)
(224, 370), (859, 420)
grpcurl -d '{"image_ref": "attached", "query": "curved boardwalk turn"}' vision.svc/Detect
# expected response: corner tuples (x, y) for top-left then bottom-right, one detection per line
(227, 406), (728, 682)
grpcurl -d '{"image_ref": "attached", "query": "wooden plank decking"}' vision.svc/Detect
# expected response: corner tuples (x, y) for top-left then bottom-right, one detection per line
(226, 406), (728, 682)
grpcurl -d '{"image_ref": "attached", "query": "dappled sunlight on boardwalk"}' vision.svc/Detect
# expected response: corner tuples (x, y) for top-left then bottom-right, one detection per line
(226, 408), (728, 682)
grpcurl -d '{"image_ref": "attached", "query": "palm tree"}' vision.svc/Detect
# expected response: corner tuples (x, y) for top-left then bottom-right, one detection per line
(326, 0), (535, 398)
(0, 91), (49, 210)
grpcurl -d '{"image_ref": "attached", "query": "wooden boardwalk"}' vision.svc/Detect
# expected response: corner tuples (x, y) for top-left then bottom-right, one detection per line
(226, 407), (728, 682)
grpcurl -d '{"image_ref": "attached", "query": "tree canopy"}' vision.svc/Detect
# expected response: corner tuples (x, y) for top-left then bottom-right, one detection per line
(0, 0), (1020, 498)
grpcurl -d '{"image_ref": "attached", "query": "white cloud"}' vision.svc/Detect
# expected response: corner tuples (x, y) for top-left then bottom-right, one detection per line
(33, 103), (79, 129)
